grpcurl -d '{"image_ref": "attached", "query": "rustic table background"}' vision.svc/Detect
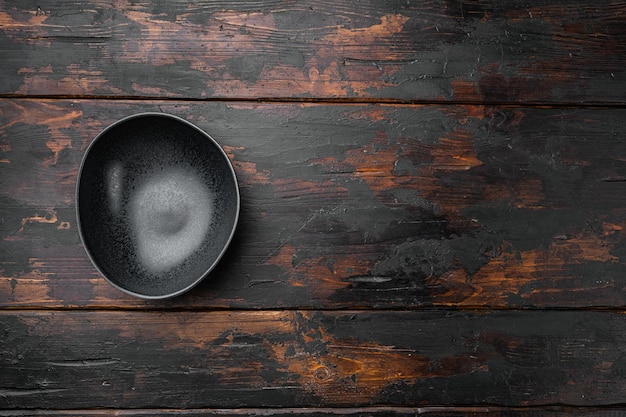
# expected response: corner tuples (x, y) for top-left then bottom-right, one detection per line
(2, 0), (626, 415)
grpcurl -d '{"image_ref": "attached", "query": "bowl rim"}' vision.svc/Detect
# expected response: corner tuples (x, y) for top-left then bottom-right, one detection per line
(76, 112), (240, 299)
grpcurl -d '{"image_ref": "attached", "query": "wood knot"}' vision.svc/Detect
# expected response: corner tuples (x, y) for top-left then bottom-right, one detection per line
(57, 221), (71, 230)
(308, 67), (320, 82)
(314, 366), (331, 381)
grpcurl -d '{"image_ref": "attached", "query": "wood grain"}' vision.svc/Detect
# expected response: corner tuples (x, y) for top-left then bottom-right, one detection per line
(3, 0), (626, 415)
(3, 99), (626, 309)
(2, 310), (626, 409)
(3, 408), (626, 417)
(1, 0), (625, 103)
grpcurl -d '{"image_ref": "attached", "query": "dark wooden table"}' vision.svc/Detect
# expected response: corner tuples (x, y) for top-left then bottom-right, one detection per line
(2, 1), (626, 415)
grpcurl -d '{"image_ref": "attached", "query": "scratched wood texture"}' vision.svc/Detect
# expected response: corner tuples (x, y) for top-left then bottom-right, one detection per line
(3, 0), (626, 415)
(3, 99), (626, 309)
(2, 310), (626, 409)
(3, 411), (626, 417)
(0, 0), (625, 103)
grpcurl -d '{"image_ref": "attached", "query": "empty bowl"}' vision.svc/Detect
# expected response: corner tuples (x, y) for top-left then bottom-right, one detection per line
(77, 113), (239, 299)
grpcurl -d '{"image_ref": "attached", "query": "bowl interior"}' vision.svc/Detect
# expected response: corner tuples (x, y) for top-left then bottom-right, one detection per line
(77, 114), (239, 298)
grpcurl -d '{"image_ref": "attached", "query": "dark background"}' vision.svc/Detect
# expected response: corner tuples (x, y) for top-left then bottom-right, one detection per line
(1, 0), (626, 415)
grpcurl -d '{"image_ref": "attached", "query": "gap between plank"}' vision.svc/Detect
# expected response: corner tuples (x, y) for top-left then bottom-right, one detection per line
(2, 405), (626, 415)
(2, 94), (626, 109)
(1, 305), (625, 313)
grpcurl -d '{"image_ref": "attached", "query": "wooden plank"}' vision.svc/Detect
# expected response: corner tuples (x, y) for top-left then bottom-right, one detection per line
(1, 310), (625, 408)
(1, 0), (625, 103)
(3, 99), (626, 309)
(2, 407), (626, 417)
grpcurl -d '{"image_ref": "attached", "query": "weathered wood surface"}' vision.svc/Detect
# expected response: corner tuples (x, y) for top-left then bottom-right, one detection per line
(2, 310), (626, 409)
(3, 99), (626, 309)
(1, 0), (625, 103)
(3, 0), (626, 414)
(4, 410), (626, 417)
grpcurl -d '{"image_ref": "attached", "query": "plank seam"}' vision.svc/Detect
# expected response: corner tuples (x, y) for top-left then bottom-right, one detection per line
(0, 306), (625, 313)
(2, 94), (626, 109)
(3, 405), (626, 414)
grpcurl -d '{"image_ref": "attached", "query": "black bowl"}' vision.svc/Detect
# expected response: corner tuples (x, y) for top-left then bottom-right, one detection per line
(77, 113), (239, 299)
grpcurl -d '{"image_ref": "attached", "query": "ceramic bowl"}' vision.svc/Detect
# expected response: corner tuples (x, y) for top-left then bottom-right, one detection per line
(77, 113), (239, 299)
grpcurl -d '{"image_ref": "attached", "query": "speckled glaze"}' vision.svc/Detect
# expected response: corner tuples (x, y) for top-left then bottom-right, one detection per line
(77, 113), (239, 299)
